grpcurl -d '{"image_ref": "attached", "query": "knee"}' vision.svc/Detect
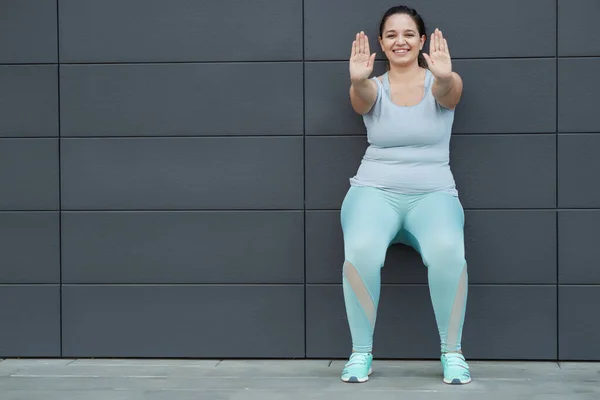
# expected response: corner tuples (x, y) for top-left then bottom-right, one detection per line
(422, 234), (465, 269)
(344, 236), (388, 270)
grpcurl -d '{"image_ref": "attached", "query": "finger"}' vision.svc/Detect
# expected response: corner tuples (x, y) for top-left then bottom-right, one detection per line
(368, 52), (376, 67)
(436, 29), (441, 52)
(364, 33), (370, 56)
(439, 30), (445, 52)
(430, 31), (436, 53)
(423, 53), (432, 68)
(359, 31), (365, 54)
(351, 40), (356, 58)
(443, 38), (449, 55)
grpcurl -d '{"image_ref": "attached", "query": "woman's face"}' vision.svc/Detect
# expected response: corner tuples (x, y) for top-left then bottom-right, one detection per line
(379, 14), (426, 67)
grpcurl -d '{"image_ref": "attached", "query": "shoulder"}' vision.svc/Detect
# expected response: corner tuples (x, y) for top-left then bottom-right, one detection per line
(368, 75), (384, 93)
(430, 71), (463, 110)
(367, 75), (383, 87)
(372, 75), (386, 92)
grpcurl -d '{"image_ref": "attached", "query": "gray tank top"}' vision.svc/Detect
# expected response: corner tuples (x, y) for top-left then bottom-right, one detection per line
(349, 69), (458, 196)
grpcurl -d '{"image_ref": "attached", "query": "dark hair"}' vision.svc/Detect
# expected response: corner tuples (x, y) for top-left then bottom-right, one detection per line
(379, 5), (428, 68)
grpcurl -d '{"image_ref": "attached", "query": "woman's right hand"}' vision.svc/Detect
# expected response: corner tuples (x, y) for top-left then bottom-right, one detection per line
(349, 31), (376, 83)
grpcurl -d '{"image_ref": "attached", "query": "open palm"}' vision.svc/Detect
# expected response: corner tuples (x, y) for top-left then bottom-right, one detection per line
(423, 28), (453, 80)
(349, 31), (376, 82)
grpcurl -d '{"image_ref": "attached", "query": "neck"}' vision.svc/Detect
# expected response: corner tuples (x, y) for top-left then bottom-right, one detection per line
(387, 62), (423, 83)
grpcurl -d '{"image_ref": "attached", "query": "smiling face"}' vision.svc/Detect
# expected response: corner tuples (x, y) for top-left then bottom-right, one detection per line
(379, 13), (426, 68)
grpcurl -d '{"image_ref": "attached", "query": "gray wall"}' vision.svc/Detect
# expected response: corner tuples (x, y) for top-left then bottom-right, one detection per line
(0, 0), (598, 361)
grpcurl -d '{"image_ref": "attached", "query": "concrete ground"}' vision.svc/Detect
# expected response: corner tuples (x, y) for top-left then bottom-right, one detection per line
(0, 358), (598, 399)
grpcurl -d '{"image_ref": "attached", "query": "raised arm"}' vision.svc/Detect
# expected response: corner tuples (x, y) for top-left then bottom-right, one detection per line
(349, 31), (378, 115)
(423, 28), (463, 110)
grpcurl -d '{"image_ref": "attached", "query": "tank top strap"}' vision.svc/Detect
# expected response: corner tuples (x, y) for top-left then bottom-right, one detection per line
(424, 69), (434, 92)
(380, 72), (391, 94)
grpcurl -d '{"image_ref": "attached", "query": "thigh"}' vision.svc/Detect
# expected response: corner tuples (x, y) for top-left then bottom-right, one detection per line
(402, 192), (465, 255)
(341, 186), (402, 247)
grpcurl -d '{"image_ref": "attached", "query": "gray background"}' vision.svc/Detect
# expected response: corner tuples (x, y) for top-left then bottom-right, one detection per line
(0, 0), (597, 361)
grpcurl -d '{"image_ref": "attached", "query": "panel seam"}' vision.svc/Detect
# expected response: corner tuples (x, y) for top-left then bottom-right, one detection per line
(302, 0), (307, 359)
(556, 0), (560, 362)
(56, 0), (63, 358)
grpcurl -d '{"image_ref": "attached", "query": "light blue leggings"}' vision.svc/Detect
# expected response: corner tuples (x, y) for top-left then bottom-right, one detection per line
(341, 186), (468, 354)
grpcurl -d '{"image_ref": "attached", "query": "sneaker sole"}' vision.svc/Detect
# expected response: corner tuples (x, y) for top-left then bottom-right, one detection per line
(341, 367), (373, 383)
(443, 377), (472, 385)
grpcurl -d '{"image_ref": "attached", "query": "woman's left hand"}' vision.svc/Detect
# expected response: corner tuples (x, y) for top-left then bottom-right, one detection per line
(423, 28), (453, 80)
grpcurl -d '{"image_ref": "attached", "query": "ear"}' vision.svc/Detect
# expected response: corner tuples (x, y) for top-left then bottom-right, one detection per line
(420, 34), (426, 50)
(378, 36), (384, 51)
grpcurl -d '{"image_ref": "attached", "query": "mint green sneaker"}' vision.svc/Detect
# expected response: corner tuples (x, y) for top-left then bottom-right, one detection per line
(341, 352), (373, 383)
(441, 353), (471, 384)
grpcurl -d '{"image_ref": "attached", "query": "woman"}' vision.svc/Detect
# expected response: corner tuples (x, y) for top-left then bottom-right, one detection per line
(340, 5), (470, 385)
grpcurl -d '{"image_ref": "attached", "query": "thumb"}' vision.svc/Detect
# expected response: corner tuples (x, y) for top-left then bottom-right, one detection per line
(368, 53), (376, 67)
(423, 53), (432, 68)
